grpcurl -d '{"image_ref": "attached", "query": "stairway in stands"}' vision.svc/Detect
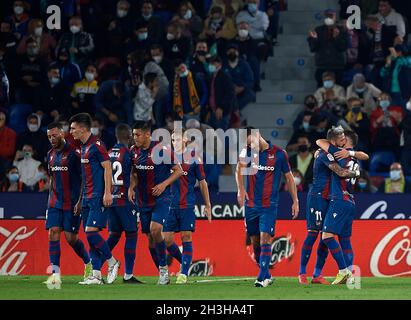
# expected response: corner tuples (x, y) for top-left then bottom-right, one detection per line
(219, 0), (340, 192)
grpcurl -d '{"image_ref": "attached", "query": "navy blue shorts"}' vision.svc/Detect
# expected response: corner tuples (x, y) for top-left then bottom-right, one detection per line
(306, 193), (330, 231)
(107, 204), (138, 233)
(245, 206), (278, 237)
(163, 208), (196, 232)
(81, 197), (108, 230)
(322, 199), (356, 237)
(46, 207), (81, 233)
(139, 200), (171, 234)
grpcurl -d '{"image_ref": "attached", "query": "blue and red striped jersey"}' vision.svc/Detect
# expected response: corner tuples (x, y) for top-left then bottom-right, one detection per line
(328, 145), (358, 204)
(47, 142), (81, 211)
(80, 135), (110, 199)
(242, 142), (291, 208)
(310, 149), (335, 199)
(109, 143), (131, 207)
(130, 141), (176, 208)
(171, 151), (206, 209)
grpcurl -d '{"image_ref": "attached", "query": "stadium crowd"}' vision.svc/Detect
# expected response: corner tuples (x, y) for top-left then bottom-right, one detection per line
(0, 0), (410, 194)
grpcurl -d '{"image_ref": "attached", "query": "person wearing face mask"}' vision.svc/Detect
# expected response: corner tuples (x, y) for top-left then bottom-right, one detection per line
(90, 116), (116, 151)
(125, 21), (152, 56)
(16, 19), (56, 63)
(288, 111), (316, 152)
(134, 0), (163, 45)
(164, 22), (191, 62)
(289, 136), (314, 189)
(107, 0), (134, 56)
(379, 163), (411, 193)
(344, 97), (370, 152)
(346, 73), (382, 115)
(133, 72), (158, 122)
(209, 0), (243, 18)
(53, 48), (82, 88)
(5, 0), (30, 40)
(308, 9), (348, 87)
(200, 6), (237, 43)
(0, 21), (18, 61)
(171, 1), (203, 39)
(223, 43), (255, 111)
(16, 114), (50, 162)
(34, 64), (71, 126)
(0, 166), (24, 192)
(188, 41), (210, 79)
(399, 96), (411, 175)
(172, 61), (207, 121)
(150, 44), (174, 82)
(354, 173), (377, 193)
(314, 71), (346, 108)
(70, 63), (99, 117)
(55, 16), (94, 71)
(0, 111), (17, 177)
(282, 169), (305, 192)
(13, 144), (42, 189)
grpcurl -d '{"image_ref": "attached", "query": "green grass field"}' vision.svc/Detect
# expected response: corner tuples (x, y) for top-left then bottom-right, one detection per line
(1, 276), (411, 300)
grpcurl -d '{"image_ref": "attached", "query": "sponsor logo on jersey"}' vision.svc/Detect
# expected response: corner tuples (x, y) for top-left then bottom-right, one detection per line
(81, 159), (89, 164)
(252, 164), (275, 171)
(50, 166), (69, 172)
(135, 164), (154, 170)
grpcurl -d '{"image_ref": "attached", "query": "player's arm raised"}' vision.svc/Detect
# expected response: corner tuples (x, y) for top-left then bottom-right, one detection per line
(101, 160), (113, 207)
(316, 139), (369, 161)
(284, 171), (299, 219)
(199, 179), (212, 223)
(152, 164), (183, 197)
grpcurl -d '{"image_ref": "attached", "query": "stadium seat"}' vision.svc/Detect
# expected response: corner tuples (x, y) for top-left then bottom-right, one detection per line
(7, 104), (33, 134)
(369, 151), (396, 174)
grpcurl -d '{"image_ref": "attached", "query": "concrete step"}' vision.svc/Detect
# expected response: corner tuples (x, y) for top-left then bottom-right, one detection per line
(287, 0), (339, 12)
(282, 23), (317, 35)
(267, 67), (314, 81)
(280, 10), (324, 24)
(256, 91), (312, 104)
(274, 44), (312, 57)
(278, 34), (309, 46)
(266, 55), (315, 69)
(243, 104), (302, 128)
(256, 127), (295, 141)
(261, 80), (317, 92)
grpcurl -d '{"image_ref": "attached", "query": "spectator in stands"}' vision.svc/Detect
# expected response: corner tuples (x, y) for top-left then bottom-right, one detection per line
(133, 72), (158, 122)
(107, 0), (134, 57)
(0, 20), (18, 61)
(95, 80), (133, 128)
(121, 51), (143, 97)
(308, 9), (348, 86)
(135, 0), (164, 45)
(205, 56), (235, 130)
(223, 43), (255, 110)
(236, 0), (270, 64)
(16, 18), (56, 63)
(210, 0), (244, 18)
(0, 111), (16, 177)
(13, 143), (42, 191)
(90, 116), (116, 150)
(314, 71), (346, 111)
(233, 20), (260, 91)
(0, 63), (9, 110)
(15, 38), (47, 104)
(346, 73), (382, 115)
(287, 111), (315, 152)
(125, 20), (153, 56)
(344, 97), (370, 152)
(380, 44), (411, 107)
(172, 61), (207, 121)
(56, 16), (95, 71)
(309, 113), (330, 143)
(354, 172), (378, 193)
(400, 98), (411, 175)
(289, 135), (314, 189)
(36, 163), (50, 192)
(164, 22), (192, 62)
(188, 40), (210, 78)
(34, 64), (71, 125)
(376, 0), (406, 40)
(293, 95), (319, 131)
(6, 1), (31, 40)
(200, 6), (237, 47)
(0, 166), (24, 192)
(16, 114), (49, 162)
(171, 1), (203, 39)
(150, 44), (174, 83)
(266, 0), (281, 46)
(378, 162), (411, 193)
(70, 63), (99, 116)
(54, 47), (82, 88)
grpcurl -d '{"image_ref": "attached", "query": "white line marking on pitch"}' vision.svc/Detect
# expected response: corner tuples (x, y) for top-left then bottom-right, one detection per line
(192, 278), (255, 283)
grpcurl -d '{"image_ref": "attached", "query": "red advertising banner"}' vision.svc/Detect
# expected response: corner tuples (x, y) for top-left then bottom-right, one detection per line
(1, 220), (411, 277)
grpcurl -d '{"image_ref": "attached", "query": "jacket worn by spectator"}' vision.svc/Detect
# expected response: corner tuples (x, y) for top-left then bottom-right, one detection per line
(164, 36), (192, 62)
(0, 125), (16, 162)
(56, 31), (95, 69)
(314, 84), (346, 107)
(346, 82), (382, 114)
(376, 9), (406, 38)
(236, 8), (269, 40)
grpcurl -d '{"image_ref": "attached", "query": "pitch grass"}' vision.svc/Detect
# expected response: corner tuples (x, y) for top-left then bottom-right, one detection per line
(0, 276), (411, 300)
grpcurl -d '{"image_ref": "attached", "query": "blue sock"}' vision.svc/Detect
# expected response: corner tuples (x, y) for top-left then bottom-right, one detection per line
(299, 231), (319, 275)
(124, 232), (137, 275)
(253, 244), (261, 264)
(338, 236), (354, 271)
(323, 237), (347, 270)
(257, 244), (271, 281)
(156, 240), (167, 267)
(88, 246), (102, 271)
(181, 241), (193, 275)
(107, 232), (121, 251)
(149, 247), (159, 269)
(167, 242), (182, 263)
(86, 231), (113, 262)
(70, 239), (90, 264)
(313, 239), (329, 278)
(49, 240), (60, 273)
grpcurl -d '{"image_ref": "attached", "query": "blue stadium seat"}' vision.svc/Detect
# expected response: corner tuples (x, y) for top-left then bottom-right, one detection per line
(369, 151), (396, 174)
(8, 104), (32, 134)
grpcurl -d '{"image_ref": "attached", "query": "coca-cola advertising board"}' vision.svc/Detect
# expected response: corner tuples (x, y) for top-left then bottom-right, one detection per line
(1, 220), (411, 277)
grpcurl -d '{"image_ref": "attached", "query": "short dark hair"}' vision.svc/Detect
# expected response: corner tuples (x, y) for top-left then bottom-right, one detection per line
(144, 72), (157, 86)
(116, 123), (131, 141)
(69, 113), (92, 129)
(344, 130), (358, 147)
(48, 63), (59, 73)
(208, 55), (222, 65)
(326, 126), (345, 141)
(47, 122), (62, 131)
(150, 44), (163, 52)
(132, 120), (151, 132)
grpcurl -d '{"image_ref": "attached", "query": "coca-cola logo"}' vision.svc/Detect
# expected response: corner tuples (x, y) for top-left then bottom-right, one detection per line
(370, 225), (411, 277)
(0, 226), (37, 275)
(270, 234), (295, 267)
(360, 201), (411, 219)
(188, 259), (214, 276)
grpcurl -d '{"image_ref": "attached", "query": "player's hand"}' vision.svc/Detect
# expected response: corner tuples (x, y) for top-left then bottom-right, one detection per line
(152, 182), (166, 197)
(73, 201), (81, 216)
(291, 201), (299, 219)
(128, 187), (135, 204)
(334, 149), (350, 160)
(237, 189), (249, 206)
(204, 204), (212, 223)
(103, 192), (113, 207)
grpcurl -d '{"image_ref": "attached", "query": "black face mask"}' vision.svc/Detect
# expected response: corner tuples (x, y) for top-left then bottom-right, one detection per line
(352, 107), (361, 114)
(298, 144), (309, 153)
(196, 50), (207, 56)
(227, 53), (238, 62)
(306, 102), (316, 110)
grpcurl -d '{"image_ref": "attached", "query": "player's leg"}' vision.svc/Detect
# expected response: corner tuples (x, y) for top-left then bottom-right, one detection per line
(311, 233), (330, 284)
(106, 207), (122, 251)
(164, 209), (182, 263)
(338, 203), (356, 272)
(141, 208), (159, 269)
(177, 208), (196, 284)
(44, 208), (63, 287)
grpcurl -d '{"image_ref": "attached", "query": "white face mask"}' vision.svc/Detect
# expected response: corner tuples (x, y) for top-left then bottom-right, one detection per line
(407, 101), (411, 111)
(294, 176), (302, 186)
(34, 27), (43, 37)
(62, 125), (69, 133)
(117, 9), (128, 18)
(184, 9), (192, 20)
(324, 17), (335, 26)
(28, 124), (39, 132)
(238, 29), (249, 38)
(85, 72), (95, 81)
(91, 127), (99, 136)
(14, 6), (24, 15)
(153, 55), (162, 64)
(70, 25), (81, 34)
(390, 170), (402, 181)
(166, 33), (175, 41)
(50, 77), (60, 85)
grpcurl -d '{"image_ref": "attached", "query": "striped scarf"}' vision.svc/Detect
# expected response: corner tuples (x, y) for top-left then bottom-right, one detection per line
(173, 71), (200, 119)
